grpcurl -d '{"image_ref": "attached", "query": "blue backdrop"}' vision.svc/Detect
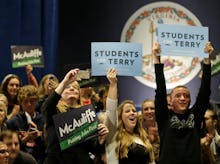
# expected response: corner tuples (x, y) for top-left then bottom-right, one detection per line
(0, 0), (58, 84)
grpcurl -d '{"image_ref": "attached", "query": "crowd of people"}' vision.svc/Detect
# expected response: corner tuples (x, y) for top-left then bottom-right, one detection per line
(0, 41), (219, 164)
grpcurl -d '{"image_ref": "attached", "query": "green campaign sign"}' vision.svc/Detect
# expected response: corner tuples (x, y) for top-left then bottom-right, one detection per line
(211, 54), (220, 76)
(11, 45), (44, 68)
(53, 104), (98, 151)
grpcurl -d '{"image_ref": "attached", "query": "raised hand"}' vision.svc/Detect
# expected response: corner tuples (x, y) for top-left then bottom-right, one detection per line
(55, 68), (79, 95)
(62, 68), (80, 86)
(203, 41), (214, 64)
(204, 41), (214, 55)
(152, 42), (161, 64)
(107, 68), (117, 85)
(106, 68), (118, 100)
(97, 123), (109, 144)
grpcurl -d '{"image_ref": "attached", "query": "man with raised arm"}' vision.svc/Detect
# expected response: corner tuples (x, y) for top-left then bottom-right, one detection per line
(153, 42), (214, 164)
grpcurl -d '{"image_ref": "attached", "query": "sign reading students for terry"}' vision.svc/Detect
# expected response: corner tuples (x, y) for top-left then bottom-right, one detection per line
(91, 42), (142, 76)
(157, 24), (208, 57)
(53, 104), (98, 151)
(11, 45), (44, 68)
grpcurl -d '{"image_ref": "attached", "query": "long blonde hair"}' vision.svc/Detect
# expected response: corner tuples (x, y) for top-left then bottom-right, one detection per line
(115, 100), (154, 162)
(38, 74), (59, 98)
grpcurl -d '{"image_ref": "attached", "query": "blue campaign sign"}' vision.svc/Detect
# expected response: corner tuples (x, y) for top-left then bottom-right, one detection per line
(157, 24), (209, 57)
(91, 42), (142, 76)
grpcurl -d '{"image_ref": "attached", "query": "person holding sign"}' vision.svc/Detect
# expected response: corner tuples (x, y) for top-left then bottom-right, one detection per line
(105, 68), (154, 164)
(41, 68), (109, 164)
(153, 41), (213, 164)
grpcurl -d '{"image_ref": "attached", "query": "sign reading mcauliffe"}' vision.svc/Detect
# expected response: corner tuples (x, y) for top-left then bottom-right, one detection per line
(53, 104), (98, 151)
(91, 42), (142, 76)
(11, 45), (44, 68)
(158, 24), (208, 57)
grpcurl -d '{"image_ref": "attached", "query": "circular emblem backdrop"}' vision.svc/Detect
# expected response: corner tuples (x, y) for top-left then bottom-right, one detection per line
(120, 2), (202, 89)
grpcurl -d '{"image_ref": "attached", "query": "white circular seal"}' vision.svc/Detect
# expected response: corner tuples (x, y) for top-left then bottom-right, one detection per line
(120, 1), (202, 89)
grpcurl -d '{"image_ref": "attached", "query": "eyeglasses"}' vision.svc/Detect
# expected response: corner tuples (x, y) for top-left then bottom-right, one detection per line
(0, 149), (10, 154)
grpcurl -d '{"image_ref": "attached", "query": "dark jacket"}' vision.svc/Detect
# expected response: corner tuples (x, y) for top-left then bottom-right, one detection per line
(155, 63), (211, 164)
(41, 92), (104, 164)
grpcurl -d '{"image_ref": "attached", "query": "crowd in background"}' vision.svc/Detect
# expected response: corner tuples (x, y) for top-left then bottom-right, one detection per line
(0, 42), (219, 164)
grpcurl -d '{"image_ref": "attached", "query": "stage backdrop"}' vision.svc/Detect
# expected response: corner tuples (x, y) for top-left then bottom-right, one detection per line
(1, 0), (220, 108)
(59, 0), (220, 107)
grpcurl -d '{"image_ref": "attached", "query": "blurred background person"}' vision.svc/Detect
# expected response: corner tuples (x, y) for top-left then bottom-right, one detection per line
(6, 85), (45, 164)
(0, 101), (8, 133)
(95, 85), (109, 113)
(0, 130), (37, 164)
(0, 141), (9, 164)
(141, 99), (160, 163)
(0, 93), (8, 109)
(36, 74), (59, 113)
(0, 74), (22, 120)
(201, 108), (220, 163)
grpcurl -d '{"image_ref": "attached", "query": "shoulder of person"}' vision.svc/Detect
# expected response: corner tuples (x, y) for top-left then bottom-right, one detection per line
(17, 151), (37, 164)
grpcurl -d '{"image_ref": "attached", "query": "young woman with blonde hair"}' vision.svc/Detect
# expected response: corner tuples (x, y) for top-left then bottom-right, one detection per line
(105, 68), (154, 164)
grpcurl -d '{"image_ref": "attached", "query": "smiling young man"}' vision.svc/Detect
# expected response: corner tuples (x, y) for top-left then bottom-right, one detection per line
(153, 42), (214, 164)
